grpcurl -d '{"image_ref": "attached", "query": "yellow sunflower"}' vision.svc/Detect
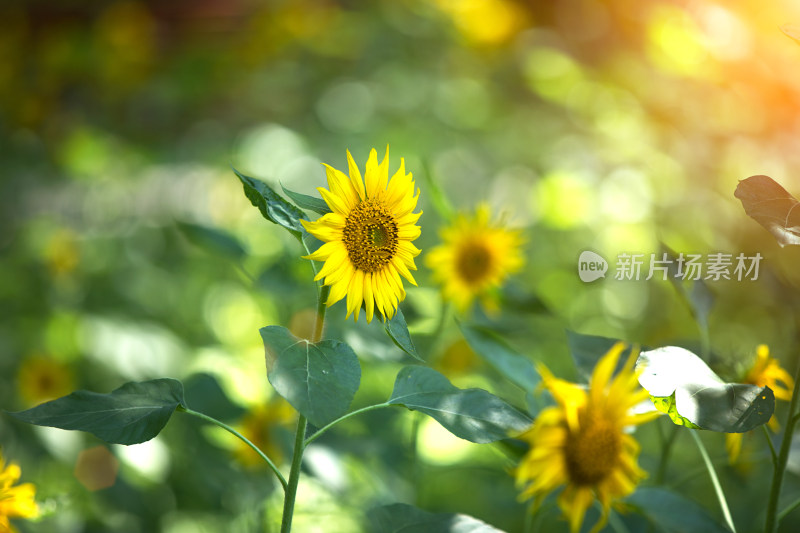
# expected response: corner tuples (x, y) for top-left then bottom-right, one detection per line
(234, 398), (297, 468)
(726, 344), (794, 463)
(515, 343), (659, 533)
(301, 148), (421, 323)
(16, 355), (75, 407)
(0, 452), (39, 532)
(425, 205), (522, 314)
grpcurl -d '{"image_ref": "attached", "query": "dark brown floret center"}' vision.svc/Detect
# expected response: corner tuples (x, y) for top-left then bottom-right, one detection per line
(343, 200), (399, 273)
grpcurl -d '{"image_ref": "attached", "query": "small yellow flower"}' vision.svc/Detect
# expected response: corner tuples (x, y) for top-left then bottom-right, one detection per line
(515, 343), (658, 533)
(234, 398), (297, 467)
(726, 344), (794, 463)
(0, 452), (39, 532)
(425, 205), (523, 314)
(16, 355), (75, 407)
(302, 148), (421, 323)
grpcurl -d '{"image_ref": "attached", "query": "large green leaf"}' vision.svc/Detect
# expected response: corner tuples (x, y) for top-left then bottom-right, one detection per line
(176, 221), (246, 260)
(384, 307), (423, 361)
(366, 503), (504, 532)
(7, 379), (186, 445)
(261, 326), (361, 428)
(459, 323), (539, 391)
(734, 175), (800, 247)
(281, 183), (331, 215)
(233, 167), (307, 237)
(627, 488), (730, 533)
(566, 330), (632, 381)
(636, 346), (774, 432)
(388, 366), (531, 443)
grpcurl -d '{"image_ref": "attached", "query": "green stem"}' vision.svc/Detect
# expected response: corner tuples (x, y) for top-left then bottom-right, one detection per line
(690, 430), (736, 533)
(762, 424), (778, 467)
(655, 421), (679, 484)
(179, 407), (287, 491)
(303, 402), (391, 447)
(279, 281), (330, 533)
(764, 359), (800, 533)
(778, 495), (800, 522)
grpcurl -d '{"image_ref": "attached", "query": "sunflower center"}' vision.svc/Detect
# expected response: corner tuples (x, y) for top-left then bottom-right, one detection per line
(342, 200), (399, 273)
(564, 414), (621, 485)
(456, 242), (492, 283)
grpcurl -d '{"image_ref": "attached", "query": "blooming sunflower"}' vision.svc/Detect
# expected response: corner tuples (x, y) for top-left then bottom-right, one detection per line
(301, 148), (421, 323)
(425, 205), (522, 314)
(0, 452), (38, 532)
(726, 344), (794, 463)
(515, 343), (659, 533)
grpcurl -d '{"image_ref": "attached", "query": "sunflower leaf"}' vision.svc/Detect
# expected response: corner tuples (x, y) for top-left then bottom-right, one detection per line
(636, 346), (774, 432)
(566, 330), (633, 381)
(176, 221), (246, 260)
(232, 167), (307, 238)
(734, 175), (800, 247)
(281, 183), (332, 215)
(459, 322), (539, 391)
(7, 379), (187, 445)
(367, 502), (504, 532)
(388, 366), (531, 443)
(627, 487), (730, 533)
(261, 326), (361, 428)
(384, 308), (423, 361)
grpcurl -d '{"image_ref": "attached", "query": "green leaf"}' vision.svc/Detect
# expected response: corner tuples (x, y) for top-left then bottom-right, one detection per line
(260, 326), (361, 428)
(183, 373), (245, 422)
(176, 221), (246, 260)
(7, 379), (186, 445)
(366, 503), (504, 532)
(627, 487), (730, 533)
(734, 175), (800, 247)
(388, 366), (531, 443)
(384, 307), (423, 361)
(459, 323), (539, 391)
(636, 346), (775, 432)
(281, 184), (332, 215)
(566, 330), (632, 381)
(232, 167), (307, 237)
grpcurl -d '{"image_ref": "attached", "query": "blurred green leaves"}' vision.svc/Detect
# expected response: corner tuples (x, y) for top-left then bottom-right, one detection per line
(367, 502), (504, 532)
(636, 346), (774, 432)
(735, 175), (800, 247)
(627, 488), (730, 533)
(459, 322), (539, 391)
(384, 308), (422, 361)
(261, 325), (360, 428)
(388, 366), (531, 443)
(8, 379), (186, 445)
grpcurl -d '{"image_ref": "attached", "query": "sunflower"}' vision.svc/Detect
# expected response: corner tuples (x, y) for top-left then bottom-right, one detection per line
(0, 452), (38, 532)
(16, 355), (75, 407)
(302, 148), (421, 323)
(515, 343), (659, 533)
(726, 344), (794, 463)
(425, 205), (522, 314)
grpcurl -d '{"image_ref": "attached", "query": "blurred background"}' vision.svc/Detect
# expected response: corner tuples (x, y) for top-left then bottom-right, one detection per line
(4, 0), (800, 531)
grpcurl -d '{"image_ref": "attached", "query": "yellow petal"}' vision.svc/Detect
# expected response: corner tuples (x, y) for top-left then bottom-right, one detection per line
(364, 273), (375, 323)
(346, 149), (366, 201)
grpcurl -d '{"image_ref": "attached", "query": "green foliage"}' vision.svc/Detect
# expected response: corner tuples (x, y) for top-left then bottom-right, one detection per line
(233, 167), (308, 238)
(459, 322), (539, 391)
(366, 502), (503, 532)
(387, 366), (531, 443)
(735, 175), (800, 247)
(7, 379), (186, 445)
(626, 488), (730, 533)
(261, 325), (361, 428)
(384, 307), (423, 361)
(566, 330), (632, 381)
(176, 221), (247, 260)
(281, 184), (332, 215)
(636, 346), (774, 432)
(183, 372), (245, 423)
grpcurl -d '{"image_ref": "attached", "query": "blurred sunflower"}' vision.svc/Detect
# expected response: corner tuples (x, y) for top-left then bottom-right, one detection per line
(16, 355), (74, 406)
(0, 452), (39, 532)
(515, 343), (658, 533)
(234, 398), (297, 467)
(425, 205), (522, 314)
(726, 344), (793, 463)
(302, 148), (421, 323)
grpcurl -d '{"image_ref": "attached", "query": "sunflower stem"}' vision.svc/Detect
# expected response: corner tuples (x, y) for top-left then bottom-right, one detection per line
(280, 281), (330, 533)
(303, 402), (391, 447)
(762, 424), (778, 467)
(690, 430), (736, 533)
(178, 407), (287, 491)
(655, 421), (679, 484)
(764, 356), (800, 533)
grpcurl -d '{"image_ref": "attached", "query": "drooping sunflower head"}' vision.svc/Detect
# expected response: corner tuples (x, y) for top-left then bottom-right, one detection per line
(0, 452), (39, 530)
(425, 205), (522, 314)
(302, 148), (421, 323)
(515, 343), (658, 533)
